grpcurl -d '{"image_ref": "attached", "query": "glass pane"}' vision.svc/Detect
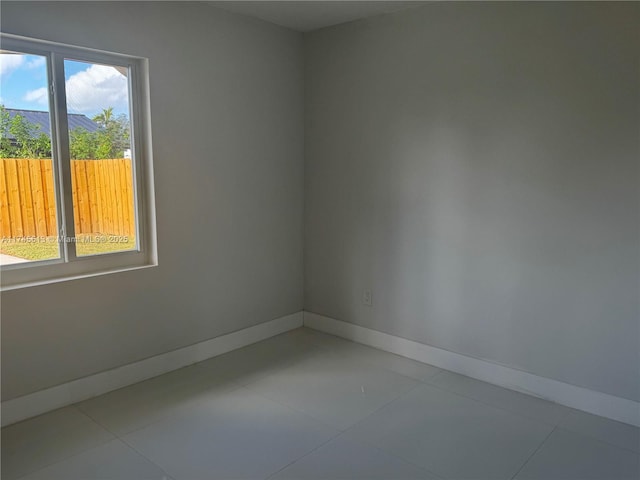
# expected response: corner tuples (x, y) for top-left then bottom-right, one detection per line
(0, 51), (60, 265)
(64, 59), (137, 256)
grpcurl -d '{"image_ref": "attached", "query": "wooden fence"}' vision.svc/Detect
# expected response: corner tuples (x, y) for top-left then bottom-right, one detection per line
(0, 158), (135, 239)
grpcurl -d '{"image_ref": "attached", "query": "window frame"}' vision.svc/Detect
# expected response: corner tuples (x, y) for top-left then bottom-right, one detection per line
(0, 33), (157, 290)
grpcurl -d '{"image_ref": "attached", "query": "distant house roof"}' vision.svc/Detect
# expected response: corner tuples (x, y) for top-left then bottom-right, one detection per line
(3, 108), (99, 139)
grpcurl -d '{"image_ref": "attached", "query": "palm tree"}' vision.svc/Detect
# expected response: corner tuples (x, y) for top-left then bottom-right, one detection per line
(92, 107), (114, 129)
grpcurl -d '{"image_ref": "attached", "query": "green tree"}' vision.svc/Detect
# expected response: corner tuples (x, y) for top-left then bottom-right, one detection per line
(33, 132), (52, 158)
(94, 130), (114, 159)
(69, 127), (97, 159)
(92, 107), (114, 129)
(9, 114), (38, 157)
(112, 113), (130, 156)
(0, 105), (126, 160)
(9, 115), (50, 158)
(0, 105), (15, 158)
(0, 106), (52, 158)
(92, 108), (129, 158)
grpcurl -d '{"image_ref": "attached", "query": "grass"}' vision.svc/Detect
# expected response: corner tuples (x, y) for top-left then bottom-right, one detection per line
(1, 234), (136, 261)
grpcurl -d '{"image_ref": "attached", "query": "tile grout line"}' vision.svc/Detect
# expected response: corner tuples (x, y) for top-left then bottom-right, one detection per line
(85, 348), (341, 480)
(71, 404), (176, 480)
(307, 328), (573, 429)
(353, 438), (444, 479)
(76, 376), (246, 437)
(107, 377), (340, 480)
(263, 426), (442, 480)
(334, 382), (455, 478)
(552, 425), (640, 457)
(240, 381), (345, 433)
(329, 349), (443, 384)
(339, 380), (425, 433)
(242, 353), (427, 435)
(303, 320), (640, 428)
(509, 425), (558, 480)
(76, 335), (349, 476)
(237, 336), (425, 433)
(418, 371), (568, 428)
(7, 367), (243, 479)
(20, 336), (335, 479)
(10, 331), (638, 480)
(335, 378), (559, 480)
(9, 406), (117, 480)
(233, 344), (329, 388)
(300, 328), (446, 384)
(263, 430), (344, 480)
(234, 352), (438, 476)
(276, 335), (437, 431)
(422, 374), (640, 457)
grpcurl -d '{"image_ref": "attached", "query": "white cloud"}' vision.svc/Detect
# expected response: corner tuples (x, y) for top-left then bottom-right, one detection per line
(23, 63), (129, 115)
(64, 64), (128, 115)
(0, 54), (25, 76)
(24, 87), (48, 105)
(26, 57), (46, 69)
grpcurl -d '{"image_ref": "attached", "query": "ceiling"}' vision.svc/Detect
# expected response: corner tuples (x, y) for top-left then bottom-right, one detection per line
(208, 1), (424, 32)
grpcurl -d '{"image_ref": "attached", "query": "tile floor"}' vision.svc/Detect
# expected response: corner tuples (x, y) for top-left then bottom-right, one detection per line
(2, 327), (639, 480)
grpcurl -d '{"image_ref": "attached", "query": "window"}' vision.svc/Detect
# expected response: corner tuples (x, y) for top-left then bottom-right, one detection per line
(0, 34), (156, 289)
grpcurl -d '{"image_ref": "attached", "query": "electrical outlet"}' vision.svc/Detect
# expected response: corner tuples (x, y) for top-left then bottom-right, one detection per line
(363, 289), (372, 306)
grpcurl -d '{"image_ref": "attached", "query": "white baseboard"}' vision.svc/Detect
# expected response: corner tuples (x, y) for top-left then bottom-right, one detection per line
(303, 311), (640, 427)
(1, 311), (303, 427)
(5, 310), (637, 428)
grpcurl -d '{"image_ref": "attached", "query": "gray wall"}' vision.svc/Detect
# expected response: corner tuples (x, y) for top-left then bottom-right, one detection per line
(2, 1), (638, 405)
(1, 2), (304, 401)
(304, 3), (640, 401)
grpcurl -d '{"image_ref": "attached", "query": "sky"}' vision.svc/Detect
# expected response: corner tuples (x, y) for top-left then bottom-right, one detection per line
(0, 52), (130, 119)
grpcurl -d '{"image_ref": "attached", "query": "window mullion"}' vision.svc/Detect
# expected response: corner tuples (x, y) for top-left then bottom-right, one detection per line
(0, 33), (157, 290)
(51, 52), (77, 261)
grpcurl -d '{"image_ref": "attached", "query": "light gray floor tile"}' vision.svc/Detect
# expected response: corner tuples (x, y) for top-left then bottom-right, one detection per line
(346, 383), (553, 480)
(559, 408), (640, 453)
(122, 386), (338, 480)
(328, 341), (442, 382)
(192, 330), (324, 386)
(295, 328), (441, 381)
(17, 439), (169, 480)
(77, 331), (323, 436)
(245, 349), (418, 430)
(270, 435), (440, 479)
(77, 361), (241, 435)
(427, 371), (569, 425)
(4, 329), (637, 480)
(1, 406), (114, 480)
(515, 428), (640, 479)
(283, 327), (357, 351)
